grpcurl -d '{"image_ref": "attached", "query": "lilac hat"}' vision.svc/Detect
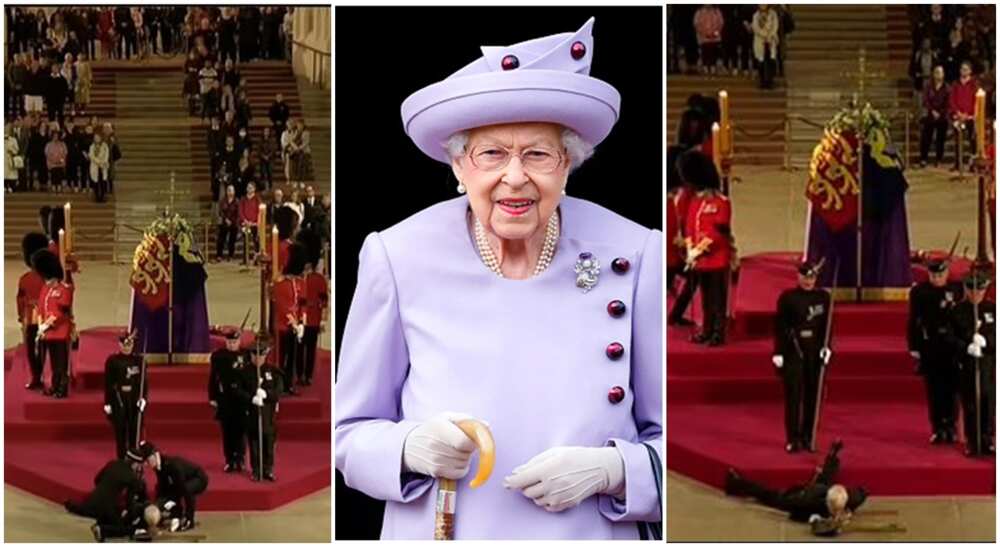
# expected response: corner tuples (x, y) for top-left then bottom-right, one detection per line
(401, 17), (621, 164)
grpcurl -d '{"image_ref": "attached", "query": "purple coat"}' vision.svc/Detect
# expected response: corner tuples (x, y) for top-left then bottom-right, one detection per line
(336, 196), (663, 539)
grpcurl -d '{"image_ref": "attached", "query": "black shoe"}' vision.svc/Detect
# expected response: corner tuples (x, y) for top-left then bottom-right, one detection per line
(264, 471), (276, 481)
(285, 387), (297, 396)
(930, 431), (945, 444)
(668, 317), (696, 327)
(53, 391), (67, 399)
(91, 523), (104, 543)
(706, 334), (725, 347)
(42, 388), (55, 397)
(724, 468), (744, 496)
(223, 463), (236, 473)
(690, 332), (711, 344)
(944, 429), (957, 444)
(802, 440), (816, 453)
(303, 378), (312, 386)
(24, 380), (43, 391)
(235, 461), (244, 471)
(178, 518), (194, 532)
(785, 441), (800, 453)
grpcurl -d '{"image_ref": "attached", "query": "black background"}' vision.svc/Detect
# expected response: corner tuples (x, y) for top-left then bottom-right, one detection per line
(334, 6), (663, 539)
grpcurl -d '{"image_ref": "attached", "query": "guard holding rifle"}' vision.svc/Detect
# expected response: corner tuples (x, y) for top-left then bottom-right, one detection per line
(773, 259), (833, 453)
(948, 270), (995, 457)
(239, 335), (284, 481)
(104, 330), (147, 459)
(907, 254), (963, 444)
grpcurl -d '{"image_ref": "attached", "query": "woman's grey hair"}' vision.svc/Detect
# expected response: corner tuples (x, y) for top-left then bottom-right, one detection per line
(445, 127), (595, 171)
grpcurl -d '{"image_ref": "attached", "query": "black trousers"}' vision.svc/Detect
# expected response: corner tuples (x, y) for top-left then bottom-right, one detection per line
(47, 101), (65, 125)
(303, 326), (320, 381)
(669, 270), (698, 322)
(42, 339), (69, 396)
(781, 347), (822, 446)
(218, 404), (246, 466)
(953, 120), (976, 168)
(24, 325), (45, 384)
(729, 447), (841, 520)
(162, 476), (207, 521)
(959, 358), (995, 452)
(699, 269), (729, 339)
(109, 400), (141, 459)
(216, 224), (237, 259)
(920, 116), (948, 163)
(247, 422), (276, 476)
(280, 330), (302, 387)
(758, 46), (776, 89)
(93, 172), (108, 203)
(49, 166), (65, 188)
(918, 347), (960, 434)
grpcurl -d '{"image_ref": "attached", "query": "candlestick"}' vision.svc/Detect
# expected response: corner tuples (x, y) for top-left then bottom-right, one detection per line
(975, 88), (986, 158)
(258, 204), (267, 256)
(271, 226), (280, 282)
(57, 229), (66, 276)
(711, 123), (722, 175)
(63, 203), (72, 252)
(718, 90), (729, 156)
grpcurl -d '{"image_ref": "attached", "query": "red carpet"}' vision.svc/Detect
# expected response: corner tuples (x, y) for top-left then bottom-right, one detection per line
(668, 253), (996, 496)
(5, 327), (331, 511)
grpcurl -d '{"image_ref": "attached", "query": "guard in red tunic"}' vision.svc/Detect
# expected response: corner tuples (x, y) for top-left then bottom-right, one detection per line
(679, 150), (733, 346)
(271, 242), (307, 395)
(297, 229), (328, 386)
(18, 233), (50, 390)
(33, 250), (75, 398)
(667, 146), (690, 298)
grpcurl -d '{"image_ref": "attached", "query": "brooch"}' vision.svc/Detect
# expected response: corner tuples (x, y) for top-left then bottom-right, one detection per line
(574, 252), (600, 293)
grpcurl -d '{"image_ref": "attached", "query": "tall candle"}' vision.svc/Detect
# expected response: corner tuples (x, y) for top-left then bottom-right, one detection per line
(63, 203), (72, 252)
(975, 89), (986, 157)
(271, 226), (280, 282)
(718, 90), (729, 156)
(711, 123), (722, 175)
(57, 229), (66, 276)
(258, 204), (267, 254)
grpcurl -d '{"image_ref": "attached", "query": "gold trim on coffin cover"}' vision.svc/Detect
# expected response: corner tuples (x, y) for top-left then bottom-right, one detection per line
(144, 353), (211, 365)
(829, 287), (911, 302)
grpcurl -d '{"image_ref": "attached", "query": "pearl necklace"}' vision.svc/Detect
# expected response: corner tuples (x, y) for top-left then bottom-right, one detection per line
(473, 211), (560, 278)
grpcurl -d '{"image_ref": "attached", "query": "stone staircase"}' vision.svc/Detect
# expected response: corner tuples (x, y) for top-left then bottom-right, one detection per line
(6, 60), (329, 263)
(784, 5), (910, 169)
(667, 75), (787, 166)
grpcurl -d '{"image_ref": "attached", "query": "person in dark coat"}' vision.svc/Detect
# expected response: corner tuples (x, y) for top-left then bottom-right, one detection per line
(268, 93), (290, 138)
(103, 330), (147, 459)
(725, 440), (868, 524)
(137, 442), (208, 531)
(948, 271), (996, 457)
(64, 453), (149, 542)
(45, 64), (69, 125)
(208, 328), (247, 472)
(239, 335), (284, 481)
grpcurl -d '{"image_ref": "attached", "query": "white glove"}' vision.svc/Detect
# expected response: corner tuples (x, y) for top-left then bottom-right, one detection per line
(256, 388), (267, 400)
(103, 404), (112, 415)
(909, 351), (920, 360)
(295, 323), (305, 341)
(209, 400), (218, 408)
(37, 323), (50, 336)
(820, 347), (832, 365)
(973, 334), (987, 348)
(402, 412), (479, 480)
(504, 446), (626, 512)
(772, 355), (784, 368)
(137, 398), (146, 412)
(967, 343), (983, 358)
(252, 395), (264, 406)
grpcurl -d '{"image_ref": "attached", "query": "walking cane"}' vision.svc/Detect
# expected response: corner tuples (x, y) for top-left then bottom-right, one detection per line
(811, 259), (839, 452)
(434, 420), (495, 540)
(135, 330), (147, 450)
(972, 272), (982, 455)
(256, 338), (264, 482)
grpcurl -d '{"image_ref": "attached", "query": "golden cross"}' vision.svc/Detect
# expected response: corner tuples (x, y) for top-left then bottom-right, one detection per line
(841, 48), (886, 109)
(155, 171), (191, 216)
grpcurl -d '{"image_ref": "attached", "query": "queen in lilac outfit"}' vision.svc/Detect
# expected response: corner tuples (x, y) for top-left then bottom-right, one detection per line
(335, 18), (663, 539)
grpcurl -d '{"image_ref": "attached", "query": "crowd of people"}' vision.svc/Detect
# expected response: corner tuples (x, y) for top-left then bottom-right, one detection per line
(5, 6), (295, 62)
(668, 4), (793, 90)
(5, 113), (122, 202)
(910, 5), (996, 169)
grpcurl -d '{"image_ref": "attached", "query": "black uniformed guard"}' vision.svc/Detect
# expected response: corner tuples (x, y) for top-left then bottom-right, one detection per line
(104, 330), (147, 459)
(773, 259), (833, 453)
(948, 271), (996, 457)
(64, 451), (149, 542)
(137, 441), (208, 530)
(907, 257), (964, 444)
(240, 336), (284, 481)
(208, 328), (247, 472)
(724, 440), (869, 525)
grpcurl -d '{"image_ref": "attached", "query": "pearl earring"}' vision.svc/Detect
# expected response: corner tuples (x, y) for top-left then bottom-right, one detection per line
(561, 186), (567, 196)
(457, 183), (467, 194)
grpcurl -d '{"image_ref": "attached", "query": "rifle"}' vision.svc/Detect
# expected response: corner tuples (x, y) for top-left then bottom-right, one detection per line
(971, 271), (982, 455)
(256, 337), (264, 481)
(136, 330), (146, 450)
(811, 260), (840, 452)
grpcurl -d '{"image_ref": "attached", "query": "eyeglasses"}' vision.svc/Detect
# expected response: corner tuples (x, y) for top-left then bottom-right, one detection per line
(467, 144), (565, 174)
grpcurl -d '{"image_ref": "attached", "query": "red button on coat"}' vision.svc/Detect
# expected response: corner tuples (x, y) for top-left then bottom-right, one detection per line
(501, 55), (519, 70)
(570, 41), (587, 60)
(607, 300), (626, 317)
(608, 386), (626, 404)
(606, 342), (625, 360)
(611, 258), (630, 274)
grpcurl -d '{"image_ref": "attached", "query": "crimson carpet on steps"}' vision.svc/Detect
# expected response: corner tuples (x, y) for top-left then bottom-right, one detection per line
(668, 252), (996, 496)
(5, 327), (331, 511)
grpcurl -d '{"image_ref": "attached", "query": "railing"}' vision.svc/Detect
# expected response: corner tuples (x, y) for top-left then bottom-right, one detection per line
(293, 40), (331, 89)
